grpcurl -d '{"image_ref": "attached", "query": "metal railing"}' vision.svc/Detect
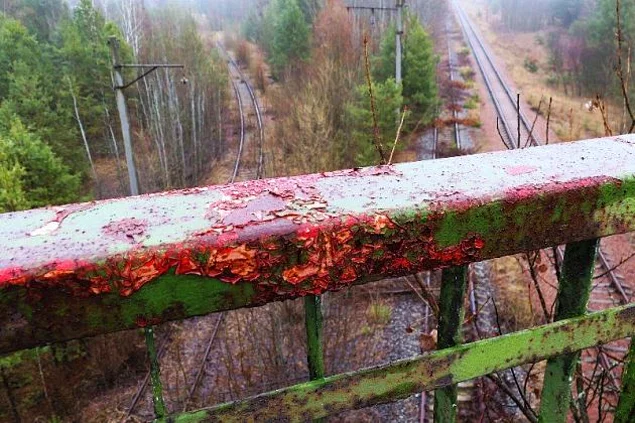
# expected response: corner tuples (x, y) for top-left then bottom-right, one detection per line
(1, 135), (634, 422)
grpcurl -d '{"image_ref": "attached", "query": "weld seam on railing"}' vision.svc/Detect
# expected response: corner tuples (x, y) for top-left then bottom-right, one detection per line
(162, 303), (635, 423)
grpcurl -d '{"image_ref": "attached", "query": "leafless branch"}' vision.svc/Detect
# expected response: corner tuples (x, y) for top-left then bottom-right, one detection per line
(546, 97), (552, 144)
(524, 252), (551, 322)
(363, 35), (387, 164)
(388, 107), (408, 164)
(615, 0), (635, 133)
(524, 96), (544, 148)
(592, 250), (635, 279)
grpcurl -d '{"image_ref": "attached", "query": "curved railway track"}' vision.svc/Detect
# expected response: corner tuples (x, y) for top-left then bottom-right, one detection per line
(218, 42), (265, 181)
(181, 41), (267, 411)
(124, 41), (266, 420)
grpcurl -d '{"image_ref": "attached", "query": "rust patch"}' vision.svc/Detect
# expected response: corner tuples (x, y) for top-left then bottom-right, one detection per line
(618, 306), (635, 323)
(102, 217), (148, 243)
(0, 210), (486, 300)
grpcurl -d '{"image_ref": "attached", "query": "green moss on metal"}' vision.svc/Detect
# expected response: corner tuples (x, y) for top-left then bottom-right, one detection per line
(160, 304), (635, 423)
(616, 341), (635, 423)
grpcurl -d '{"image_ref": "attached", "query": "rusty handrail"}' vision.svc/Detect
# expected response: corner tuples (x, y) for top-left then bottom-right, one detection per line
(0, 135), (634, 354)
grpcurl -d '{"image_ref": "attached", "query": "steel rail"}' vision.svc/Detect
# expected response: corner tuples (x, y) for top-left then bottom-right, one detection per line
(229, 78), (246, 183)
(217, 42), (265, 179)
(454, 2), (538, 146)
(182, 42), (266, 409)
(453, 2), (515, 149)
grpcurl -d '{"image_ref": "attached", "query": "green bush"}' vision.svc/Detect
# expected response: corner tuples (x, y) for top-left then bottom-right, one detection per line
(524, 57), (539, 73)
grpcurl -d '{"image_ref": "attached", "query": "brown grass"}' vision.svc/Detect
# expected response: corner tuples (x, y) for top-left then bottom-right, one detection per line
(464, 0), (622, 141)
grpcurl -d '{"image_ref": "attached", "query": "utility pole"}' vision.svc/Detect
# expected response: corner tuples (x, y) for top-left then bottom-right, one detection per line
(346, 1), (405, 83)
(109, 37), (138, 195)
(108, 36), (183, 196)
(395, 0), (404, 85)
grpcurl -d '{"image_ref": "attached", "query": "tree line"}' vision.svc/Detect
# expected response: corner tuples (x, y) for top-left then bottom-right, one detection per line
(240, 0), (440, 173)
(488, 0), (635, 102)
(0, 0), (229, 213)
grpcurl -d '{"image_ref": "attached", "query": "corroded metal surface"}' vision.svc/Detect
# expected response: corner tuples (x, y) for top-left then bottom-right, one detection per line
(163, 303), (635, 423)
(539, 239), (598, 423)
(435, 266), (468, 423)
(1, 136), (634, 353)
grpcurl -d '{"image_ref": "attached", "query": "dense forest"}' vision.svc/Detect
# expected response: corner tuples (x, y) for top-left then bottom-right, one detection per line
(239, 0), (439, 173)
(488, 0), (635, 100)
(0, 0), (229, 212)
(0, 0), (441, 211)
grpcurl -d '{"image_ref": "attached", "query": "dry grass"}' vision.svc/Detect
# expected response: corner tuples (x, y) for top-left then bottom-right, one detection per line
(491, 256), (535, 331)
(464, 0), (623, 141)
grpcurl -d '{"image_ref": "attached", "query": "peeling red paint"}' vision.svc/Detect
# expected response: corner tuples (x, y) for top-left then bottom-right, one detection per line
(1, 137), (634, 305)
(0, 175), (619, 300)
(0, 209), (487, 300)
(102, 217), (148, 243)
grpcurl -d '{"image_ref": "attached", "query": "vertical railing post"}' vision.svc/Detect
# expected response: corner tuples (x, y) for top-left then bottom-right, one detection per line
(305, 295), (325, 380)
(144, 326), (167, 418)
(305, 294), (325, 422)
(616, 341), (635, 423)
(538, 238), (598, 423)
(434, 266), (468, 423)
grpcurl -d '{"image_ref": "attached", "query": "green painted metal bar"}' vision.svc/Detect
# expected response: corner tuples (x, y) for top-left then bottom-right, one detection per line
(161, 303), (635, 423)
(145, 326), (167, 419)
(434, 266), (468, 423)
(304, 295), (325, 380)
(616, 340), (635, 423)
(1, 137), (635, 354)
(304, 294), (325, 423)
(538, 238), (598, 423)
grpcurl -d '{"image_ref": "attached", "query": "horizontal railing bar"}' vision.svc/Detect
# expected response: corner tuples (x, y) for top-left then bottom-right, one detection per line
(163, 303), (635, 423)
(0, 136), (634, 353)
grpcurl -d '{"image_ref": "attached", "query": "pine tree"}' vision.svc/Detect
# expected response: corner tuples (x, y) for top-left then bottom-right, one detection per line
(270, 0), (311, 78)
(0, 118), (80, 209)
(374, 22), (397, 83)
(348, 78), (403, 166)
(374, 15), (439, 126)
(0, 159), (29, 213)
(402, 15), (439, 125)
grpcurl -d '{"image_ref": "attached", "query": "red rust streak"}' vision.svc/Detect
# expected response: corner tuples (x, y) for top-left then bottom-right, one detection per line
(0, 212), (486, 301)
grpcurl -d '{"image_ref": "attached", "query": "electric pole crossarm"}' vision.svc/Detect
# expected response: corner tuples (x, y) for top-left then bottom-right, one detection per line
(115, 64), (185, 68)
(346, 6), (397, 11)
(116, 67), (157, 90)
(107, 36), (185, 197)
(345, 1), (405, 85)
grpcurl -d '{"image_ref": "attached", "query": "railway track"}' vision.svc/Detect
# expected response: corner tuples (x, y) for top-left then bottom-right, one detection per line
(446, 22), (462, 150)
(179, 41), (267, 412)
(453, 0), (632, 418)
(218, 41), (265, 182)
(453, 0), (538, 149)
(123, 40), (266, 420)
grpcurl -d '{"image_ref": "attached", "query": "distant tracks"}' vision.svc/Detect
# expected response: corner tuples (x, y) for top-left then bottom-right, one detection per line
(217, 42), (265, 182)
(125, 41), (266, 420)
(454, 1), (538, 149)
